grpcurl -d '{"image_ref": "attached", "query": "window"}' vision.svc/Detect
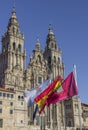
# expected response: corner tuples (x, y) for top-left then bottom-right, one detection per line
(66, 104), (71, 109)
(38, 77), (42, 84)
(0, 119), (3, 128)
(37, 55), (41, 63)
(51, 42), (54, 48)
(48, 56), (51, 64)
(75, 104), (78, 109)
(58, 57), (60, 64)
(0, 101), (2, 105)
(0, 92), (2, 96)
(18, 44), (21, 52)
(10, 110), (13, 114)
(13, 42), (16, 51)
(10, 102), (13, 106)
(21, 96), (24, 99)
(0, 109), (2, 113)
(21, 102), (23, 105)
(68, 120), (72, 127)
(55, 44), (57, 49)
(18, 96), (20, 100)
(7, 94), (10, 98)
(54, 56), (56, 63)
(11, 94), (13, 98)
(3, 93), (6, 97)
(21, 120), (23, 123)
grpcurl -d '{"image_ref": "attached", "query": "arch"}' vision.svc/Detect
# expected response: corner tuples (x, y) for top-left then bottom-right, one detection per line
(18, 44), (21, 52)
(37, 55), (41, 63)
(54, 56), (56, 63)
(13, 42), (16, 51)
(18, 95), (20, 100)
(48, 56), (51, 64)
(51, 42), (54, 48)
(21, 96), (24, 99)
(55, 44), (57, 49)
(68, 120), (72, 127)
(58, 57), (60, 64)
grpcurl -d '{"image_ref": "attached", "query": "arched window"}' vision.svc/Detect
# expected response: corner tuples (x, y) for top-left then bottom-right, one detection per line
(13, 42), (16, 51)
(37, 55), (41, 63)
(58, 57), (60, 64)
(55, 44), (57, 49)
(48, 56), (51, 64)
(54, 56), (56, 63)
(18, 96), (20, 100)
(51, 42), (53, 48)
(18, 44), (21, 52)
(21, 96), (24, 99)
(68, 120), (72, 127)
(38, 76), (42, 84)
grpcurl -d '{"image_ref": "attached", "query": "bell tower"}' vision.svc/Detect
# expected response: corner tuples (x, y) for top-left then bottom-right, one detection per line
(0, 7), (26, 88)
(44, 24), (64, 79)
(2, 7), (25, 71)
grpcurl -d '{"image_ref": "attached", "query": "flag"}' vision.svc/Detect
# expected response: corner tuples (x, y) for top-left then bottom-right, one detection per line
(46, 72), (78, 106)
(34, 76), (62, 109)
(24, 78), (51, 107)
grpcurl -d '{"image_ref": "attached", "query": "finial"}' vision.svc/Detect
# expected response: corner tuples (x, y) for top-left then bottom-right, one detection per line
(49, 24), (52, 29)
(11, 1), (17, 19)
(36, 37), (40, 44)
(49, 24), (54, 35)
(36, 37), (40, 50)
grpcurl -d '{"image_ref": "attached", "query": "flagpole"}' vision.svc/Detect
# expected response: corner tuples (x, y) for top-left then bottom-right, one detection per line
(73, 65), (82, 130)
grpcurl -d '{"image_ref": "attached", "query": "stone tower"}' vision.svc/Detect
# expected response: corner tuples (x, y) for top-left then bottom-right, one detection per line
(0, 7), (26, 90)
(44, 24), (64, 79)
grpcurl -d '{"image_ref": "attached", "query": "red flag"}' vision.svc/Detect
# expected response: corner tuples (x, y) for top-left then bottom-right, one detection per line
(46, 72), (78, 106)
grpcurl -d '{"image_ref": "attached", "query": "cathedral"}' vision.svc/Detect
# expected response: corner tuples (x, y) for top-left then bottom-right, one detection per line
(0, 7), (88, 130)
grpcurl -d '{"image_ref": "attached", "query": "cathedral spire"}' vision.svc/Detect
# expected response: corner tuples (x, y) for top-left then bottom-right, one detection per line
(45, 24), (58, 51)
(5, 6), (21, 37)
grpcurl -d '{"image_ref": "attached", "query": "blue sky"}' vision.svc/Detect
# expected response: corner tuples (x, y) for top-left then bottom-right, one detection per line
(0, 0), (88, 104)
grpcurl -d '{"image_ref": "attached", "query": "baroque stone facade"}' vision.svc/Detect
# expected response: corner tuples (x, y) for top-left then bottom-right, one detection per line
(0, 7), (88, 130)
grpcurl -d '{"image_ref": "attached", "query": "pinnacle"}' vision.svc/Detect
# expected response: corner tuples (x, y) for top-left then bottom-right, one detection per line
(49, 24), (54, 35)
(11, 6), (17, 19)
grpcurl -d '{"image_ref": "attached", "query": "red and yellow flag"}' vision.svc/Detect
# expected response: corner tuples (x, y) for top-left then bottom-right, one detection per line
(34, 76), (62, 108)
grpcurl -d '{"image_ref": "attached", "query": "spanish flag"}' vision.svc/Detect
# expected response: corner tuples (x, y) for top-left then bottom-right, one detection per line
(34, 76), (62, 109)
